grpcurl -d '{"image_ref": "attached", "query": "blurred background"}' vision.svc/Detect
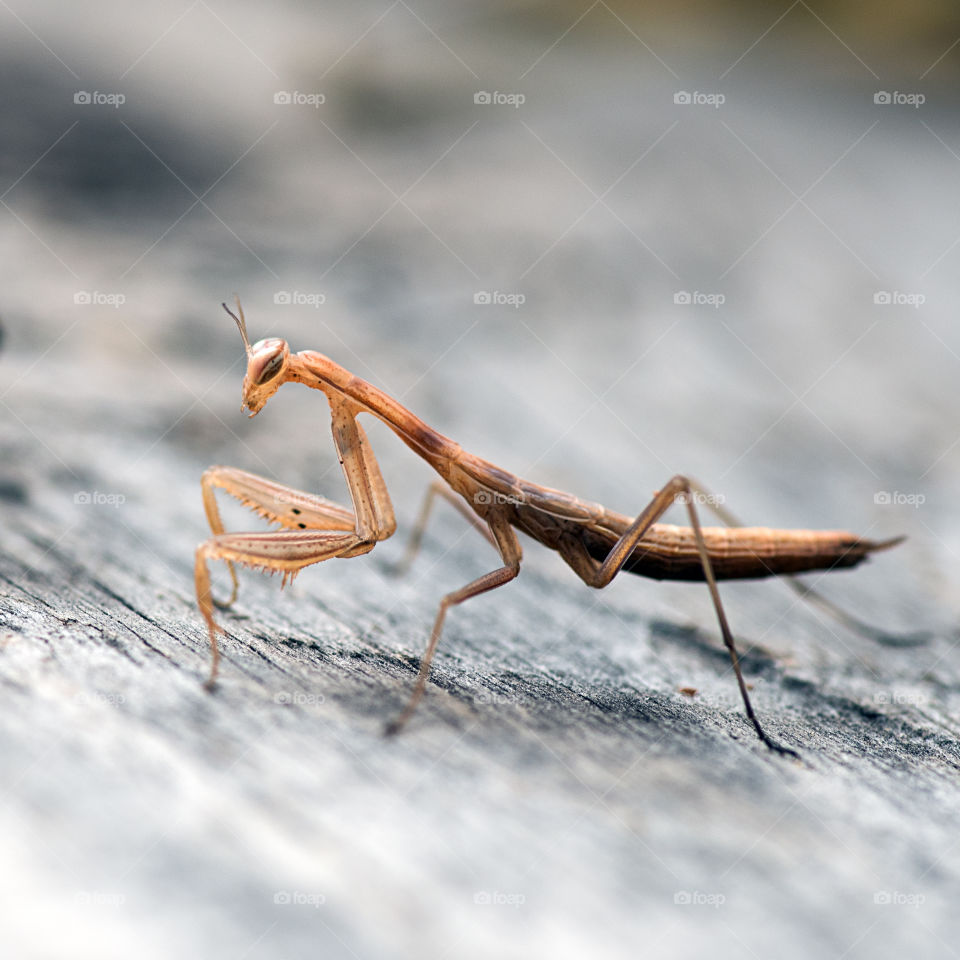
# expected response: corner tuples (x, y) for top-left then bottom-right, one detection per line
(3, 1), (960, 958)
(3, 0), (960, 545)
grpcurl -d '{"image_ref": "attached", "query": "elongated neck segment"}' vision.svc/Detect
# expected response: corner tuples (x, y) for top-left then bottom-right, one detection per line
(289, 350), (461, 465)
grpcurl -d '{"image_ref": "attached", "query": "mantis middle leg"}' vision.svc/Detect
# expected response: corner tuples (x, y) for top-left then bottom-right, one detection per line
(390, 479), (496, 577)
(385, 511), (522, 735)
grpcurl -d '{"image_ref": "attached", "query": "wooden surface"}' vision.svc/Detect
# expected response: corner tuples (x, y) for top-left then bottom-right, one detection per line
(3, 5), (960, 958)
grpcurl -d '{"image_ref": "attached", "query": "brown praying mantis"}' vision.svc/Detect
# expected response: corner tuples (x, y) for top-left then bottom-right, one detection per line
(195, 299), (918, 757)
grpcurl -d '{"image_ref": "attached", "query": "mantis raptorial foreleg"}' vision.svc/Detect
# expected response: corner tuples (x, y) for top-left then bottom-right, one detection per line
(202, 466), (357, 609)
(556, 474), (799, 757)
(195, 397), (396, 688)
(385, 513), (522, 735)
(196, 528), (369, 685)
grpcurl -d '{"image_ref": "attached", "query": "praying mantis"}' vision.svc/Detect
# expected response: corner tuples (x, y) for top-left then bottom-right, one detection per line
(195, 300), (915, 757)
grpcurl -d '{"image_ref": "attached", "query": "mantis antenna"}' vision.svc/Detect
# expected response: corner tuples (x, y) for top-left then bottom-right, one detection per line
(222, 298), (251, 356)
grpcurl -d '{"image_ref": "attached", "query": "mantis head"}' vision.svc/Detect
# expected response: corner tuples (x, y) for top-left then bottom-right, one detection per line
(223, 299), (291, 416)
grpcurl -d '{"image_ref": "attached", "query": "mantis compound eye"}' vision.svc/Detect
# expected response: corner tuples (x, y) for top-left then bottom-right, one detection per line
(249, 338), (288, 385)
(253, 351), (284, 385)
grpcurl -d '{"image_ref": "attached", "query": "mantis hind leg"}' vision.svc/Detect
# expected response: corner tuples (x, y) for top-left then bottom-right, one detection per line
(558, 475), (800, 758)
